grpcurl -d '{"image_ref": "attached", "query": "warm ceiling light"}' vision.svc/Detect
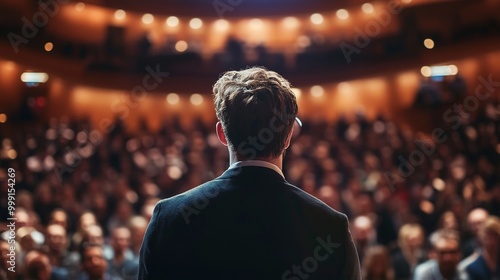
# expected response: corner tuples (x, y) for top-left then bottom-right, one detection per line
(214, 19), (229, 31)
(175, 41), (188, 52)
(362, 3), (374, 14)
(297, 36), (311, 48)
(336, 9), (349, 20)
(21, 72), (49, 83)
(424, 38), (435, 49)
(190, 94), (203, 105)
(114, 9), (126, 20)
(423, 65), (458, 77)
(310, 85), (324, 97)
(189, 18), (203, 29)
(310, 13), (324, 25)
(449, 65), (458, 75)
(249, 18), (263, 29)
(283, 17), (299, 28)
(337, 82), (351, 93)
(166, 16), (179, 27)
(142, 13), (154, 24)
(0, 114), (7, 123)
(420, 66), (432, 77)
(75, 2), (85, 11)
(166, 93), (179, 105)
(44, 42), (53, 52)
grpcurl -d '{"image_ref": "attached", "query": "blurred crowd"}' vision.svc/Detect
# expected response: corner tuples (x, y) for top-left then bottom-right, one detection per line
(1, 98), (499, 279)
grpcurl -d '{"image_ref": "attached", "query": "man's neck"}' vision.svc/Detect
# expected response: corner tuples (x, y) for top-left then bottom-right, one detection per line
(230, 153), (283, 171)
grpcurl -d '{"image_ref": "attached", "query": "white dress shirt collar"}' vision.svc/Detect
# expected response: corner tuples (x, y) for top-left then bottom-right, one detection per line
(228, 160), (284, 178)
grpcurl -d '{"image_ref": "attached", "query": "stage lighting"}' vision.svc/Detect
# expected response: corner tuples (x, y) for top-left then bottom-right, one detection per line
(336, 9), (349, 20)
(189, 18), (203, 29)
(362, 3), (374, 14)
(142, 14), (154, 24)
(424, 38), (435, 49)
(114, 10), (126, 20)
(166, 16), (179, 27)
(310, 85), (324, 97)
(21, 72), (49, 84)
(310, 13), (324, 25)
(190, 94), (203, 105)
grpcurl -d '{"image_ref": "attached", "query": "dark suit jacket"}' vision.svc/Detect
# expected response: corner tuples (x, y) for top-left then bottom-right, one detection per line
(465, 254), (500, 280)
(138, 166), (361, 279)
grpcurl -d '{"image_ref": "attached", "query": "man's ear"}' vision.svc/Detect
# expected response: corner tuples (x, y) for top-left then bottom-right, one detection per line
(283, 126), (294, 150)
(216, 122), (228, 146)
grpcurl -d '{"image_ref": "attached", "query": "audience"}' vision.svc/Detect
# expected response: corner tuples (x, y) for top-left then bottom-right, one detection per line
(76, 244), (121, 280)
(352, 215), (377, 262)
(465, 216), (500, 279)
(392, 224), (427, 279)
(24, 249), (67, 280)
(0, 99), (499, 279)
(361, 246), (395, 280)
(108, 227), (137, 279)
(413, 229), (462, 280)
(458, 208), (489, 278)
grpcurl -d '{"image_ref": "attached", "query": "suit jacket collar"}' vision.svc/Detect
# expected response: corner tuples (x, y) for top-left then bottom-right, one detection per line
(218, 165), (287, 183)
(229, 160), (284, 178)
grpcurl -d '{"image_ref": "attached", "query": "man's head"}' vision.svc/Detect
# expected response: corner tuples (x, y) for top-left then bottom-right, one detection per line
(83, 224), (104, 246)
(467, 208), (488, 237)
(479, 216), (500, 254)
(0, 240), (9, 270)
(46, 224), (67, 254)
(78, 211), (97, 232)
(24, 250), (52, 280)
(352, 216), (375, 248)
(49, 209), (68, 230)
(128, 216), (148, 251)
(213, 67), (298, 160)
(430, 229), (461, 278)
(111, 226), (131, 255)
(80, 244), (107, 279)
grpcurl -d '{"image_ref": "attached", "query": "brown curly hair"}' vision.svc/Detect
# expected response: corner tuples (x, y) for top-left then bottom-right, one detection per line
(213, 67), (298, 159)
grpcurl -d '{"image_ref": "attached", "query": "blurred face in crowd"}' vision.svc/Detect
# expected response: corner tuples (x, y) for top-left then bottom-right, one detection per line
(46, 224), (67, 254)
(353, 216), (374, 247)
(467, 208), (488, 237)
(49, 210), (68, 229)
(84, 225), (104, 246)
(82, 246), (107, 279)
(482, 229), (500, 253)
(24, 251), (52, 280)
(130, 219), (147, 250)
(317, 186), (341, 210)
(15, 209), (31, 228)
(435, 238), (461, 277)
(111, 227), (131, 255)
(0, 241), (9, 269)
(440, 211), (459, 230)
(407, 230), (424, 251)
(369, 254), (388, 277)
(79, 212), (98, 232)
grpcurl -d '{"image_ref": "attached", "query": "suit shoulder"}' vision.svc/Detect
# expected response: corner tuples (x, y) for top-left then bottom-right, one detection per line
(285, 182), (348, 222)
(154, 178), (228, 223)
